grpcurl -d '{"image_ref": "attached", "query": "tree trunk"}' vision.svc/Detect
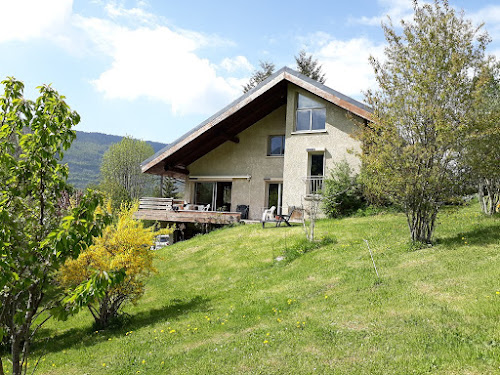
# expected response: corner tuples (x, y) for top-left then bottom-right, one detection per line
(483, 178), (500, 216)
(11, 335), (22, 375)
(407, 208), (437, 244)
(478, 180), (487, 214)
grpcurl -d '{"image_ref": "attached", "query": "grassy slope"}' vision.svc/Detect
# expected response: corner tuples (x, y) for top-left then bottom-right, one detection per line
(19, 204), (500, 374)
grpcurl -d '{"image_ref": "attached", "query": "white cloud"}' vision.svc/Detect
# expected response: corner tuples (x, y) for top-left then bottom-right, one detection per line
(0, 0), (245, 116)
(469, 5), (500, 42)
(220, 56), (253, 73)
(75, 6), (243, 115)
(353, 0), (414, 27)
(0, 0), (73, 43)
(306, 36), (385, 100)
(104, 1), (156, 23)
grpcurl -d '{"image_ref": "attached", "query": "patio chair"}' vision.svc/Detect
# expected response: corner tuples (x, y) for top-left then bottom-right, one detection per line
(261, 206), (276, 228)
(276, 206), (297, 227)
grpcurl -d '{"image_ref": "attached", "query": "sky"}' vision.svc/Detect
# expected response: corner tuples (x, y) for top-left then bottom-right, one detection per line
(1, 0), (500, 143)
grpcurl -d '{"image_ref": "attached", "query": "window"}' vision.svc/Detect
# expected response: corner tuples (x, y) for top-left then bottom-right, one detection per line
(268, 135), (285, 156)
(310, 154), (324, 176)
(296, 94), (326, 132)
(307, 153), (324, 195)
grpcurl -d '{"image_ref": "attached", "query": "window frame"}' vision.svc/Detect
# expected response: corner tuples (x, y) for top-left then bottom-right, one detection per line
(295, 93), (326, 132)
(267, 135), (285, 156)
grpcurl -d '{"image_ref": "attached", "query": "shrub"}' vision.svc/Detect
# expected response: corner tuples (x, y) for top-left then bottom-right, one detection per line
(59, 203), (169, 328)
(322, 160), (365, 218)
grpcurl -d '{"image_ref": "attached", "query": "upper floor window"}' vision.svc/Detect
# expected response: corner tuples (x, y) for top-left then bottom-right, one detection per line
(296, 94), (326, 132)
(268, 135), (285, 156)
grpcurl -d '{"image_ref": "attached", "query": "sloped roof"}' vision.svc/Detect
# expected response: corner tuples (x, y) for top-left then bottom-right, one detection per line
(142, 66), (372, 175)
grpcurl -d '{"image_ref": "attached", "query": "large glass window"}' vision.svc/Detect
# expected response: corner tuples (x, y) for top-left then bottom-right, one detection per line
(268, 135), (285, 156)
(194, 182), (232, 211)
(296, 94), (326, 132)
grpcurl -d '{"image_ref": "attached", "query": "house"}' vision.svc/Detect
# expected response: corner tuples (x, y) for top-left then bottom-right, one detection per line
(140, 67), (372, 221)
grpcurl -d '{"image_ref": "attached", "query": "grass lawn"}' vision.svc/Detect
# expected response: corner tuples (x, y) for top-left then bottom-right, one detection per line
(4, 203), (500, 374)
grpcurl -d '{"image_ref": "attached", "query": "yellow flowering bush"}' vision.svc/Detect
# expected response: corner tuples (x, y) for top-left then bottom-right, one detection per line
(59, 203), (169, 328)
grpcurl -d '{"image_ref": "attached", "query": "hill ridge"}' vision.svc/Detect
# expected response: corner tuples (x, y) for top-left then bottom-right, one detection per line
(64, 130), (167, 189)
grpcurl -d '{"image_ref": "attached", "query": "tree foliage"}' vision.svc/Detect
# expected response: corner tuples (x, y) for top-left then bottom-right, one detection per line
(465, 63), (500, 215)
(0, 78), (111, 375)
(59, 203), (166, 328)
(100, 136), (156, 208)
(295, 49), (326, 84)
(242, 61), (275, 93)
(361, 0), (489, 243)
(154, 175), (178, 198)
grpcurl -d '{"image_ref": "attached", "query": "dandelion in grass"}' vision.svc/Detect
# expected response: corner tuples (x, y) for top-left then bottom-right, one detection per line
(102, 363), (106, 367)
(169, 329), (176, 333)
(263, 340), (269, 344)
(142, 360), (146, 364)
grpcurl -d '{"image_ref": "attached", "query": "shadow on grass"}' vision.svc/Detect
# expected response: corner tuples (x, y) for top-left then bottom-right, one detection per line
(436, 226), (500, 248)
(32, 295), (209, 355)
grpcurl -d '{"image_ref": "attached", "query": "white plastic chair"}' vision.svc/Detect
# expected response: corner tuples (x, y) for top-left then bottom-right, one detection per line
(261, 206), (276, 228)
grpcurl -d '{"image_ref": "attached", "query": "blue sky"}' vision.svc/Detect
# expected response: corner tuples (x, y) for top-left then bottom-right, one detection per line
(1, 0), (499, 143)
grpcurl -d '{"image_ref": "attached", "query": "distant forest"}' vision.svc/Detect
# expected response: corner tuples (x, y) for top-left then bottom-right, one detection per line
(64, 131), (166, 189)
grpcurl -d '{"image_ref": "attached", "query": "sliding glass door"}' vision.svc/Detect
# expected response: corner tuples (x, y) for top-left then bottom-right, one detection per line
(194, 182), (232, 211)
(268, 182), (283, 215)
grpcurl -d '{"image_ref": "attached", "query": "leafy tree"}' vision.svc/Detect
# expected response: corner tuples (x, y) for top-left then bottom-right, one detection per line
(153, 175), (178, 198)
(242, 61), (275, 93)
(465, 63), (500, 215)
(59, 203), (165, 328)
(361, 0), (489, 243)
(295, 49), (326, 84)
(0, 78), (111, 375)
(100, 136), (156, 208)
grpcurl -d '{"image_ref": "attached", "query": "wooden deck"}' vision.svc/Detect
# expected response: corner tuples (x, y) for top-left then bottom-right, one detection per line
(134, 209), (241, 224)
(134, 197), (241, 224)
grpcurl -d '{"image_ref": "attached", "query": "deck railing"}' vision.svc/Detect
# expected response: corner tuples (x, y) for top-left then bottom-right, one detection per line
(304, 176), (324, 196)
(135, 197), (241, 224)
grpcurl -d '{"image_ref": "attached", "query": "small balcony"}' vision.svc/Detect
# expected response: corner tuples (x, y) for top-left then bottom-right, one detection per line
(304, 176), (324, 196)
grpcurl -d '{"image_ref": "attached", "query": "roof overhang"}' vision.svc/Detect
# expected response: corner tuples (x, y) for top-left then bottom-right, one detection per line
(141, 67), (372, 176)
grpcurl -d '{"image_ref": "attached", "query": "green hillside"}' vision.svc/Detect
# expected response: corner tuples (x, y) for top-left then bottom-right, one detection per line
(63, 131), (166, 189)
(21, 204), (500, 374)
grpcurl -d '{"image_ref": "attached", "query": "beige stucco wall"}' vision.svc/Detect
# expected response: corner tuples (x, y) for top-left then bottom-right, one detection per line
(185, 105), (286, 219)
(281, 84), (362, 213)
(183, 83), (363, 220)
